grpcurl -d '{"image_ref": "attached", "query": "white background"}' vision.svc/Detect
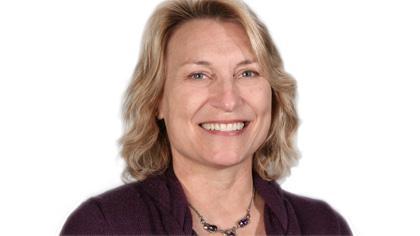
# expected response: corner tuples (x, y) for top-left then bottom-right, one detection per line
(1, 0), (419, 235)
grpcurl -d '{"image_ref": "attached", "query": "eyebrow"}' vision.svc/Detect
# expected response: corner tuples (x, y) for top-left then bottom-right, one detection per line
(181, 59), (257, 67)
(237, 59), (257, 66)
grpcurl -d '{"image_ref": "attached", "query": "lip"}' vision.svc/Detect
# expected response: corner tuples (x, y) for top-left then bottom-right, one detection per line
(200, 119), (249, 124)
(198, 120), (251, 136)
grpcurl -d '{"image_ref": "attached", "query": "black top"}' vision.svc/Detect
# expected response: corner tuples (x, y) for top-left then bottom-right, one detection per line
(61, 168), (352, 235)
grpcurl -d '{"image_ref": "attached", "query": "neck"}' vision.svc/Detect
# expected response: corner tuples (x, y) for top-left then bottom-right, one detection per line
(173, 156), (254, 229)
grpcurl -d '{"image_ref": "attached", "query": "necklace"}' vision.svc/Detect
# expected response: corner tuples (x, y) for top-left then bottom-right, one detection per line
(188, 189), (255, 236)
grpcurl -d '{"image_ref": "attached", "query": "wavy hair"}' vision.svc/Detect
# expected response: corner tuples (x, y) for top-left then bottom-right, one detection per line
(119, 0), (299, 182)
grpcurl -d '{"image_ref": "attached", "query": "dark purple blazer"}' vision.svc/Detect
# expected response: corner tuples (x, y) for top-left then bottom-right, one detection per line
(61, 168), (351, 235)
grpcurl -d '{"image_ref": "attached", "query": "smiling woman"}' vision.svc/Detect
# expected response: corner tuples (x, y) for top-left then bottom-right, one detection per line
(60, 0), (351, 235)
(160, 19), (273, 170)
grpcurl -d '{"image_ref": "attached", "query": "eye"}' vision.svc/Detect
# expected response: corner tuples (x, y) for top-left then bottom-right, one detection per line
(240, 70), (259, 78)
(189, 72), (207, 80)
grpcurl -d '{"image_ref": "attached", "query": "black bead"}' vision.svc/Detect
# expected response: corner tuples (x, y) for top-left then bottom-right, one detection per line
(224, 230), (236, 236)
(238, 217), (249, 227)
(203, 223), (218, 232)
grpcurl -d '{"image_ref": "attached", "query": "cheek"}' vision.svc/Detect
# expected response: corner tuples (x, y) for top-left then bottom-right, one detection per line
(164, 86), (207, 148)
(165, 86), (207, 124)
(260, 87), (273, 131)
(246, 82), (272, 116)
(256, 84), (273, 143)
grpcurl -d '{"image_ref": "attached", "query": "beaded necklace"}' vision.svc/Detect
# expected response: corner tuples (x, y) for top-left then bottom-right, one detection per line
(188, 189), (255, 236)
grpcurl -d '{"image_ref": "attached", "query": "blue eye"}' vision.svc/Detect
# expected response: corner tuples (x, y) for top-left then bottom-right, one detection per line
(190, 72), (206, 80)
(241, 70), (259, 78)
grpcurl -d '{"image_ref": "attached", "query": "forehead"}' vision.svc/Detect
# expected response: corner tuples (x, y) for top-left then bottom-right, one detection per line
(166, 19), (255, 64)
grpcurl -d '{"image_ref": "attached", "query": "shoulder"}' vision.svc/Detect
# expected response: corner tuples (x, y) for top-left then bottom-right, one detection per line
(282, 190), (352, 235)
(60, 181), (154, 235)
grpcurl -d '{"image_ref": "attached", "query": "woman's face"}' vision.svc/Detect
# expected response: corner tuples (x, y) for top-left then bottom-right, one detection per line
(159, 19), (272, 169)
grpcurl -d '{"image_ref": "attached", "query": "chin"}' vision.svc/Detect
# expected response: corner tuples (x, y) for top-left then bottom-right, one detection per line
(203, 151), (250, 168)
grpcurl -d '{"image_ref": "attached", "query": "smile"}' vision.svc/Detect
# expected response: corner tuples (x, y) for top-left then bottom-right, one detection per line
(199, 121), (249, 132)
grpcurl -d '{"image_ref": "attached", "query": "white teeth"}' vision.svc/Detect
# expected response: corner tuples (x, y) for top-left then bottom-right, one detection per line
(201, 122), (245, 131)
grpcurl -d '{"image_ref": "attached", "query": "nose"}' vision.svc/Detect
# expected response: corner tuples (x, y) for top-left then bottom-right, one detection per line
(209, 78), (242, 112)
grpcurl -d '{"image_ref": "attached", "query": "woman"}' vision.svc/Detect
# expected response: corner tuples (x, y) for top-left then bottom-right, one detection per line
(61, 0), (351, 235)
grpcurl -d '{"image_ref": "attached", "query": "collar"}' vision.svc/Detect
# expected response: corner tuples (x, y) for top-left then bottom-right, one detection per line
(253, 172), (289, 234)
(141, 167), (193, 234)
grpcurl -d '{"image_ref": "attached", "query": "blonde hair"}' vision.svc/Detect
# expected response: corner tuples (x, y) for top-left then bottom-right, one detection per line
(119, 0), (299, 182)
